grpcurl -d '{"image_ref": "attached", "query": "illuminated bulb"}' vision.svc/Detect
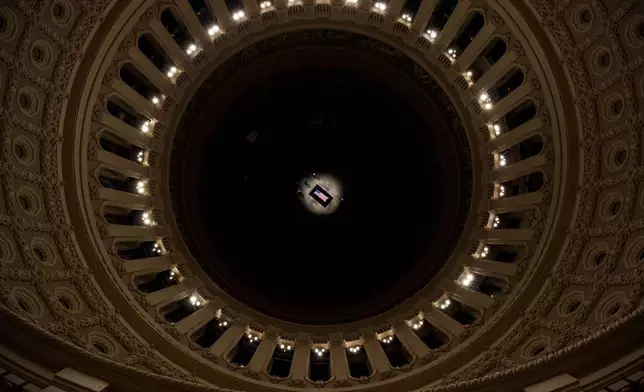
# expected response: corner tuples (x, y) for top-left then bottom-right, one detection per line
(223, 321), (228, 326)
(248, 334), (253, 339)
(427, 29), (438, 39)
(232, 10), (246, 21)
(260, 1), (272, 8)
(190, 295), (197, 303)
(208, 25), (220, 36)
(195, 301), (201, 306)
(280, 344), (285, 349)
(484, 102), (493, 110)
(401, 13), (412, 22)
(170, 66), (177, 73)
(140, 120), (150, 133)
(466, 71), (473, 77)
(479, 93), (489, 101)
(151, 96), (160, 105)
(374, 1), (386, 11)
(346, 0), (357, 3)
(287, 345), (291, 350)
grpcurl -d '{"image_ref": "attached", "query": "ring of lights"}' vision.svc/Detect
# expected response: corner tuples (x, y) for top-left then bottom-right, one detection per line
(0, 0), (637, 391)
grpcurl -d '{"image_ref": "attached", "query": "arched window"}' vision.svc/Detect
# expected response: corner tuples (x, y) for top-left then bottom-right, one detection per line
(499, 134), (544, 167)
(496, 100), (538, 134)
(492, 209), (534, 230)
(449, 12), (485, 55)
(103, 205), (146, 226)
(119, 63), (161, 101)
(160, 8), (195, 49)
(425, 0), (459, 33)
(98, 167), (144, 194)
(468, 37), (506, 81)
(487, 68), (525, 103)
(412, 321), (448, 349)
(116, 240), (161, 260)
(439, 297), (480, 325)
(309, 347), (331, 382)
(268, 344), (294, 378)
(138, 34), (175, 73)
(479, 244), (522, 263)
(347, 346), (372, 378)
(98, 132), (145, 164)
(160, 295), (202, 324)
(189, 0), (216, 29)
(106, 98), (149, 129)
(135, 270), (178, 294)
(379, 336), (412, 367)
(229, 333), (260, 366)
(192, 319), (229, 348)
(499, 172), (544, 198)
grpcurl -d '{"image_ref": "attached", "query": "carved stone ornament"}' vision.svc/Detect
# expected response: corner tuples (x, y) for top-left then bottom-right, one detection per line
(287, 379), (306, 387)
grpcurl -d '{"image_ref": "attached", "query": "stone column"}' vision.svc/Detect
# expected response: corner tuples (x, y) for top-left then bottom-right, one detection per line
(444, 280), (494, 309)
(485, 228), (533, 242)
(174, 0), (215, 58)
(356, 0), (375, 24)
(432, 0), (473, 51)
(455, 22), (495, 72)
(148, 19), (191, 71)
(98, 188), (146, 209)
(382, 0), (404, 32)
(494, 155), (547, 183)
(207, 0), (239, 39)
(111, 79), (157, 119)
(359, 328), (390, 373)
(329, 333), (349, 382)
(487, 83), (532, 120)
(146, 283), (189, 307)
(422, 305), (464, 336)
(122, 254), (173, 274)
(248, 327), (279, 373)
(290, 335), (311, 381)
(174, 305), (216, 335)
(472, 51), (517, 92)
(491, 192), (543, 211)
(209, 316), (248, 358)
(127, 47), (174, 94)
(96, 150), (149, 179)
(490, 117), (543, 152)
(107, 225), (163, 239)
(393, 322), (430, 359)
(99, 114), (153, 150)
(408, 0), (437, 36)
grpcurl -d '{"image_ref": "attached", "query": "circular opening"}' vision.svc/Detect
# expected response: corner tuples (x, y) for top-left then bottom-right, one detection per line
(600, 52), (611, 67)
(17, 195), (29, 211)
(17, 299), (29, 312)
(93, 343), (107, 354)
(612, 99), (624, 115)
(531, 345), (545, 357)
(610, 201), (622, 216)
(58, 296), (71, 310)
(52, 3), (64, 18)
(580, 9), (592, 23)
(33, 247), (45, 262)
(14, 143), (25, 159)
(615, 149), (627, 165)
(568, 300), (581, 314)
(595, 252), (607, 266)
(18, 93), (30, 110)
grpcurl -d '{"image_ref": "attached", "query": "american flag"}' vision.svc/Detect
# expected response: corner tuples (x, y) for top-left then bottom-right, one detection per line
(313, 189), (329, 202)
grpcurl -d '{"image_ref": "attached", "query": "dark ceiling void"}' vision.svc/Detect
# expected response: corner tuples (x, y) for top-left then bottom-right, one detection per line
(171, 30), (472, 325)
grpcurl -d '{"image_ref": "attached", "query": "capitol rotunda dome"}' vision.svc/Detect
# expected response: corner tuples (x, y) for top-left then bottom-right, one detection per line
(0, 0), (643, 392)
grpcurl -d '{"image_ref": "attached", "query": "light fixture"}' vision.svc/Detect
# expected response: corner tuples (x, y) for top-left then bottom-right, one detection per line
(166, 66), (179, 79)
(140, 120), (151, 134)
(141, 211), (153, 226)
(401, 13), (412, 22)
(493, 123), (501, 135)
(218, 320), (228, 327)
(374, 1), (387, 11)
(381, 336), (394, 344)
(348, 346), (361, 353)
(499, 154), (507, 167)
(153, 242), (162, 254)
(484, 102), (493, 110)
(345, 0), (358, 4)
(439, 298), (451, 310)
(247, 334), (259, 342)
(480, 246), (489, 258)
(208, 25), (221, 36)
(426, 29), (438, 41)
(493, 216), (500, 228)
(279, 344), (292, 351)
(460, 272), (475, 287)
(499, 185), (505, 197)
(313, 348), (326, 356)
(151, 96), (160, 105)
(136, 180), (146, 195)
(260, 1), (272, 9)
(447, 48), (457, 59)
(479, 92), (489, 101)
(136, 150), (145, 163)
(412, 320), (424, 329)
(232, 10), (246, 21)
(185, 43), (197, 55)
(466, 71), (473, 77)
